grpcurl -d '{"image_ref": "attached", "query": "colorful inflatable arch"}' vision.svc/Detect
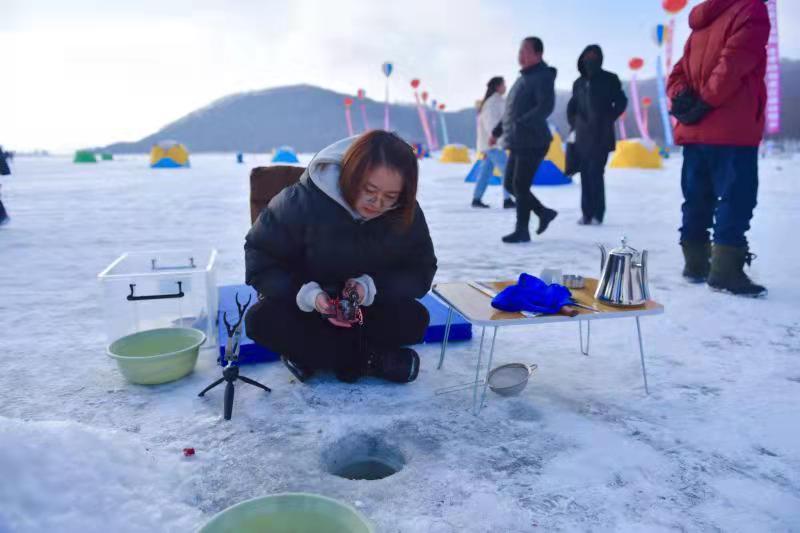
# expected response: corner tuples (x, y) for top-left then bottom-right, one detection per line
(609, 139), (663, 169)
(150, 141), (190, 168)
(440, 144), (471, 164)
(271, 146), (299, 163)
(464, 132), (571, 186)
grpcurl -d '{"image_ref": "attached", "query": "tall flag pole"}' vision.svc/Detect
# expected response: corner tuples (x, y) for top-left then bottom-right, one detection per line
(765, 0), (781, 135)
(381, 62), (393, 131)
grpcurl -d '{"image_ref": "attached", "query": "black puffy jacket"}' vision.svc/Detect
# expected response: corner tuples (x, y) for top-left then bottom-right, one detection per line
(567, 45), (628, 156)
(244, 139), (437, 305)
(492, 61), (557, 151)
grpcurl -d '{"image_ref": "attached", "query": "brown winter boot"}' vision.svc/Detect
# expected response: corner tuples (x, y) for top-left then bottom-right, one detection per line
(707, 244), (767, 298)
(681, 241), (711, 283)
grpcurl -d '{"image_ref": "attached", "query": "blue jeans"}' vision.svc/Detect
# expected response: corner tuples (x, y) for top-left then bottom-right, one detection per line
(473, 149), (512, 201)
(680, 145), (758, 248)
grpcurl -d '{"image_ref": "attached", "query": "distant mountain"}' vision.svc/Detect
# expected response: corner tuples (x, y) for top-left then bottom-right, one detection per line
(100, 84), (477, 154)
(100, 60), (799, 154)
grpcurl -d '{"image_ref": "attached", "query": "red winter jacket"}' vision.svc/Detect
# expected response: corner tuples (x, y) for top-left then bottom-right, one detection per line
(667, 0), (770, 146)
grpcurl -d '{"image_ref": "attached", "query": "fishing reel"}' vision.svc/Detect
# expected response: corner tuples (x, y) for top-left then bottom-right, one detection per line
(323, 286), (364, 325)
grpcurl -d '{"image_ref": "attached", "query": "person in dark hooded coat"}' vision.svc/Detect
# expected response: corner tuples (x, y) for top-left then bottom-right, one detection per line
(0, 146), (9, 225)
(566, 45), (627, 225)
(244, 131), (437, 384)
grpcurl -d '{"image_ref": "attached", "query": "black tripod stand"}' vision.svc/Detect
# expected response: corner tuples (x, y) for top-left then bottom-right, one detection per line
(198, 292), (271, 420)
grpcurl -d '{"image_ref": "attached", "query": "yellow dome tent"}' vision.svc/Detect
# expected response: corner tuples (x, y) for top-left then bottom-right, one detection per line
(609, 139), (663, 169)
(440, 144), (471, 164)
(150, 141), (190, 168)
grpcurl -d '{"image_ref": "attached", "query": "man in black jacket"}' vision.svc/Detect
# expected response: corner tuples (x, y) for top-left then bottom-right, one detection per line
(490, 36), (559, 243)
(567, 45), (627, 225)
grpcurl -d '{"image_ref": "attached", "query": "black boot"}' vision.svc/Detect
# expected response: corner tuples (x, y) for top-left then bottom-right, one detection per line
(472, 199), (490, 208)
(681, 241), (711, 283)
(503, 198), (516, 209)
(536, 207), (558, 235)
(502, 229), (531, 243)
(281, 355), (314, 383)
(707, 244), (767, 297)
(366, 347), (420, 383)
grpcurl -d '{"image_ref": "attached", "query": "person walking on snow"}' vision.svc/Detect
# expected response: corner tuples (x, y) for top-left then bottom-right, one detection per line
(567, 45), (628, 226)
(489, 36), (559, 243)
(472, 76), (515, 209)
(667, 0), (769, 297)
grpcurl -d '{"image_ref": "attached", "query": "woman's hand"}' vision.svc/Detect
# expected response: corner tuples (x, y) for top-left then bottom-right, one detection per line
(343, 279), (366, 304)
(315, 292), (352, 328)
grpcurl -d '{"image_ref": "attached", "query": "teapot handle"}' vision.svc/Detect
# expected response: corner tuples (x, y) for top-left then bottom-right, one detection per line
(638, 250), (650, 300)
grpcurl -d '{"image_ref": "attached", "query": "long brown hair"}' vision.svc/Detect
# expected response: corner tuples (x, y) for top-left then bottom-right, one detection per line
(479, 76), (504, 113)
(339, 130), (419, 229)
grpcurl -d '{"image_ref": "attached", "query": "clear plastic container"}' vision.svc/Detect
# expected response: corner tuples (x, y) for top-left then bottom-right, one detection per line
(97, 249), (218, 345)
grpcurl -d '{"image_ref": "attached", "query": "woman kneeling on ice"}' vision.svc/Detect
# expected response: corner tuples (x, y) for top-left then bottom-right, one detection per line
(244, 131), (437, 383)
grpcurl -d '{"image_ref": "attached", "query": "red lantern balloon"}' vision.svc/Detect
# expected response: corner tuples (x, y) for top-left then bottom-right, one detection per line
(421, 91), (428, 102)
(438, 103), (445, 111)
(344, 97), (353, 106)
(662, 0), (687, 14)
(410, 79), (420, 89)
(642, 97), (653, 107)
(357, 89), (365, 99)
(629, 57), (644, 71)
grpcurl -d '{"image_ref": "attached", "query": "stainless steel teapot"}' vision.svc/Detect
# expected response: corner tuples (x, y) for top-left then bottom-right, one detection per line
(595, 237), (650, 306)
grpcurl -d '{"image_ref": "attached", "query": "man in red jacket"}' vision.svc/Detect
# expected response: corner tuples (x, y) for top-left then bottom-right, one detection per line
(667, 0), (769, 297)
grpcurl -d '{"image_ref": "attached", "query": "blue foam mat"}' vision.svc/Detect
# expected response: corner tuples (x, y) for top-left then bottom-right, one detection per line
(217, 285), (472, 365)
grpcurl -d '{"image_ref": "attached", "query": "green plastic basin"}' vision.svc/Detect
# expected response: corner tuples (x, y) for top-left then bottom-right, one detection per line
(107, 327), (206, 385)
(199, 493), (374, 533)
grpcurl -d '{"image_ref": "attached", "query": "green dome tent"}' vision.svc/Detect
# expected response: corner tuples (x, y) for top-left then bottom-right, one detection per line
(74, 150), (97, 163)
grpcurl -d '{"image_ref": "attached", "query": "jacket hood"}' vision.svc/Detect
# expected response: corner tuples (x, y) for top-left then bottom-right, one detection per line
(577, 44), (604, 76)
(690, 0), (744, 30)
(307, 135), (364, 221)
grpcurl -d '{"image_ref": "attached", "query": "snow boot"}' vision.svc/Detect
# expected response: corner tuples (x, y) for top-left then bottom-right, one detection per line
(536, 207), (558, 235)
(681, 241), (711, 284)
(281, 355), (314, 383)
(707, 244), (767, 298)
(502, 229), (531, 243)
(366, 347), (420, 383)
(472, 199), (490, 208)
(503, 198), (516, 209)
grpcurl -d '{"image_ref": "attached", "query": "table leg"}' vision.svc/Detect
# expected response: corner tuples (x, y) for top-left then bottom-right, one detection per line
(437, 306), (454, 370)
(579, 320), (591, 356)
(636, 317), (650, 395)
(477, 327), (499, 413)
(471, 327), (486, 415)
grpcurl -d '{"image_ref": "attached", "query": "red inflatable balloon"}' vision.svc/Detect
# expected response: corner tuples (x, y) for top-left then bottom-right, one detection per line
(629, 57), (644, 71)
(410, 79), (420, 89)
(344, 97), (353, 106)
(357, 89), (365, 99)
(663, 0), (687, 14)
(421, 91), (428, 102)
(438, 103), (445, 111)
(642, 97), (653, 107)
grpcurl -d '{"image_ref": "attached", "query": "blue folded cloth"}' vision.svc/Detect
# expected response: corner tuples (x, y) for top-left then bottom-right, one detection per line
(491, 273), (573, 315)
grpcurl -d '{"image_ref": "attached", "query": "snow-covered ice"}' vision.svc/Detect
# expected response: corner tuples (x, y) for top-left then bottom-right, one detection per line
(0, 152), (798, 532)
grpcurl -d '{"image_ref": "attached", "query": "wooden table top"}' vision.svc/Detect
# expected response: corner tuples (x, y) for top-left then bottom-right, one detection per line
(432, 278), (664, 327)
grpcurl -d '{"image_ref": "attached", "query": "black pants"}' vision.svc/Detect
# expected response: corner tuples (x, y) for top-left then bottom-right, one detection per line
(579, 151), (609, 222)
(504, 147), (548, 232)
(245, 298), (430, 377)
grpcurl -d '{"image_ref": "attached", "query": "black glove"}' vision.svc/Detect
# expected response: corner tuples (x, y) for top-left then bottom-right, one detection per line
(670, 90), (712, 125)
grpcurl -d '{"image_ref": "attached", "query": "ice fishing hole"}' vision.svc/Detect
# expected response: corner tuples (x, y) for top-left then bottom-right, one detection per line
(323, 433), (405, 481)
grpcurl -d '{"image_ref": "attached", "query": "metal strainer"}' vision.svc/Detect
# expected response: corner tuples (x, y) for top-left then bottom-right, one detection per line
(435, 363), (538, 397)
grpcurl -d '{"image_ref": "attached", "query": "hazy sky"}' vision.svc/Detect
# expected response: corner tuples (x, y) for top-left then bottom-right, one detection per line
(4, 0), (798, 152)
